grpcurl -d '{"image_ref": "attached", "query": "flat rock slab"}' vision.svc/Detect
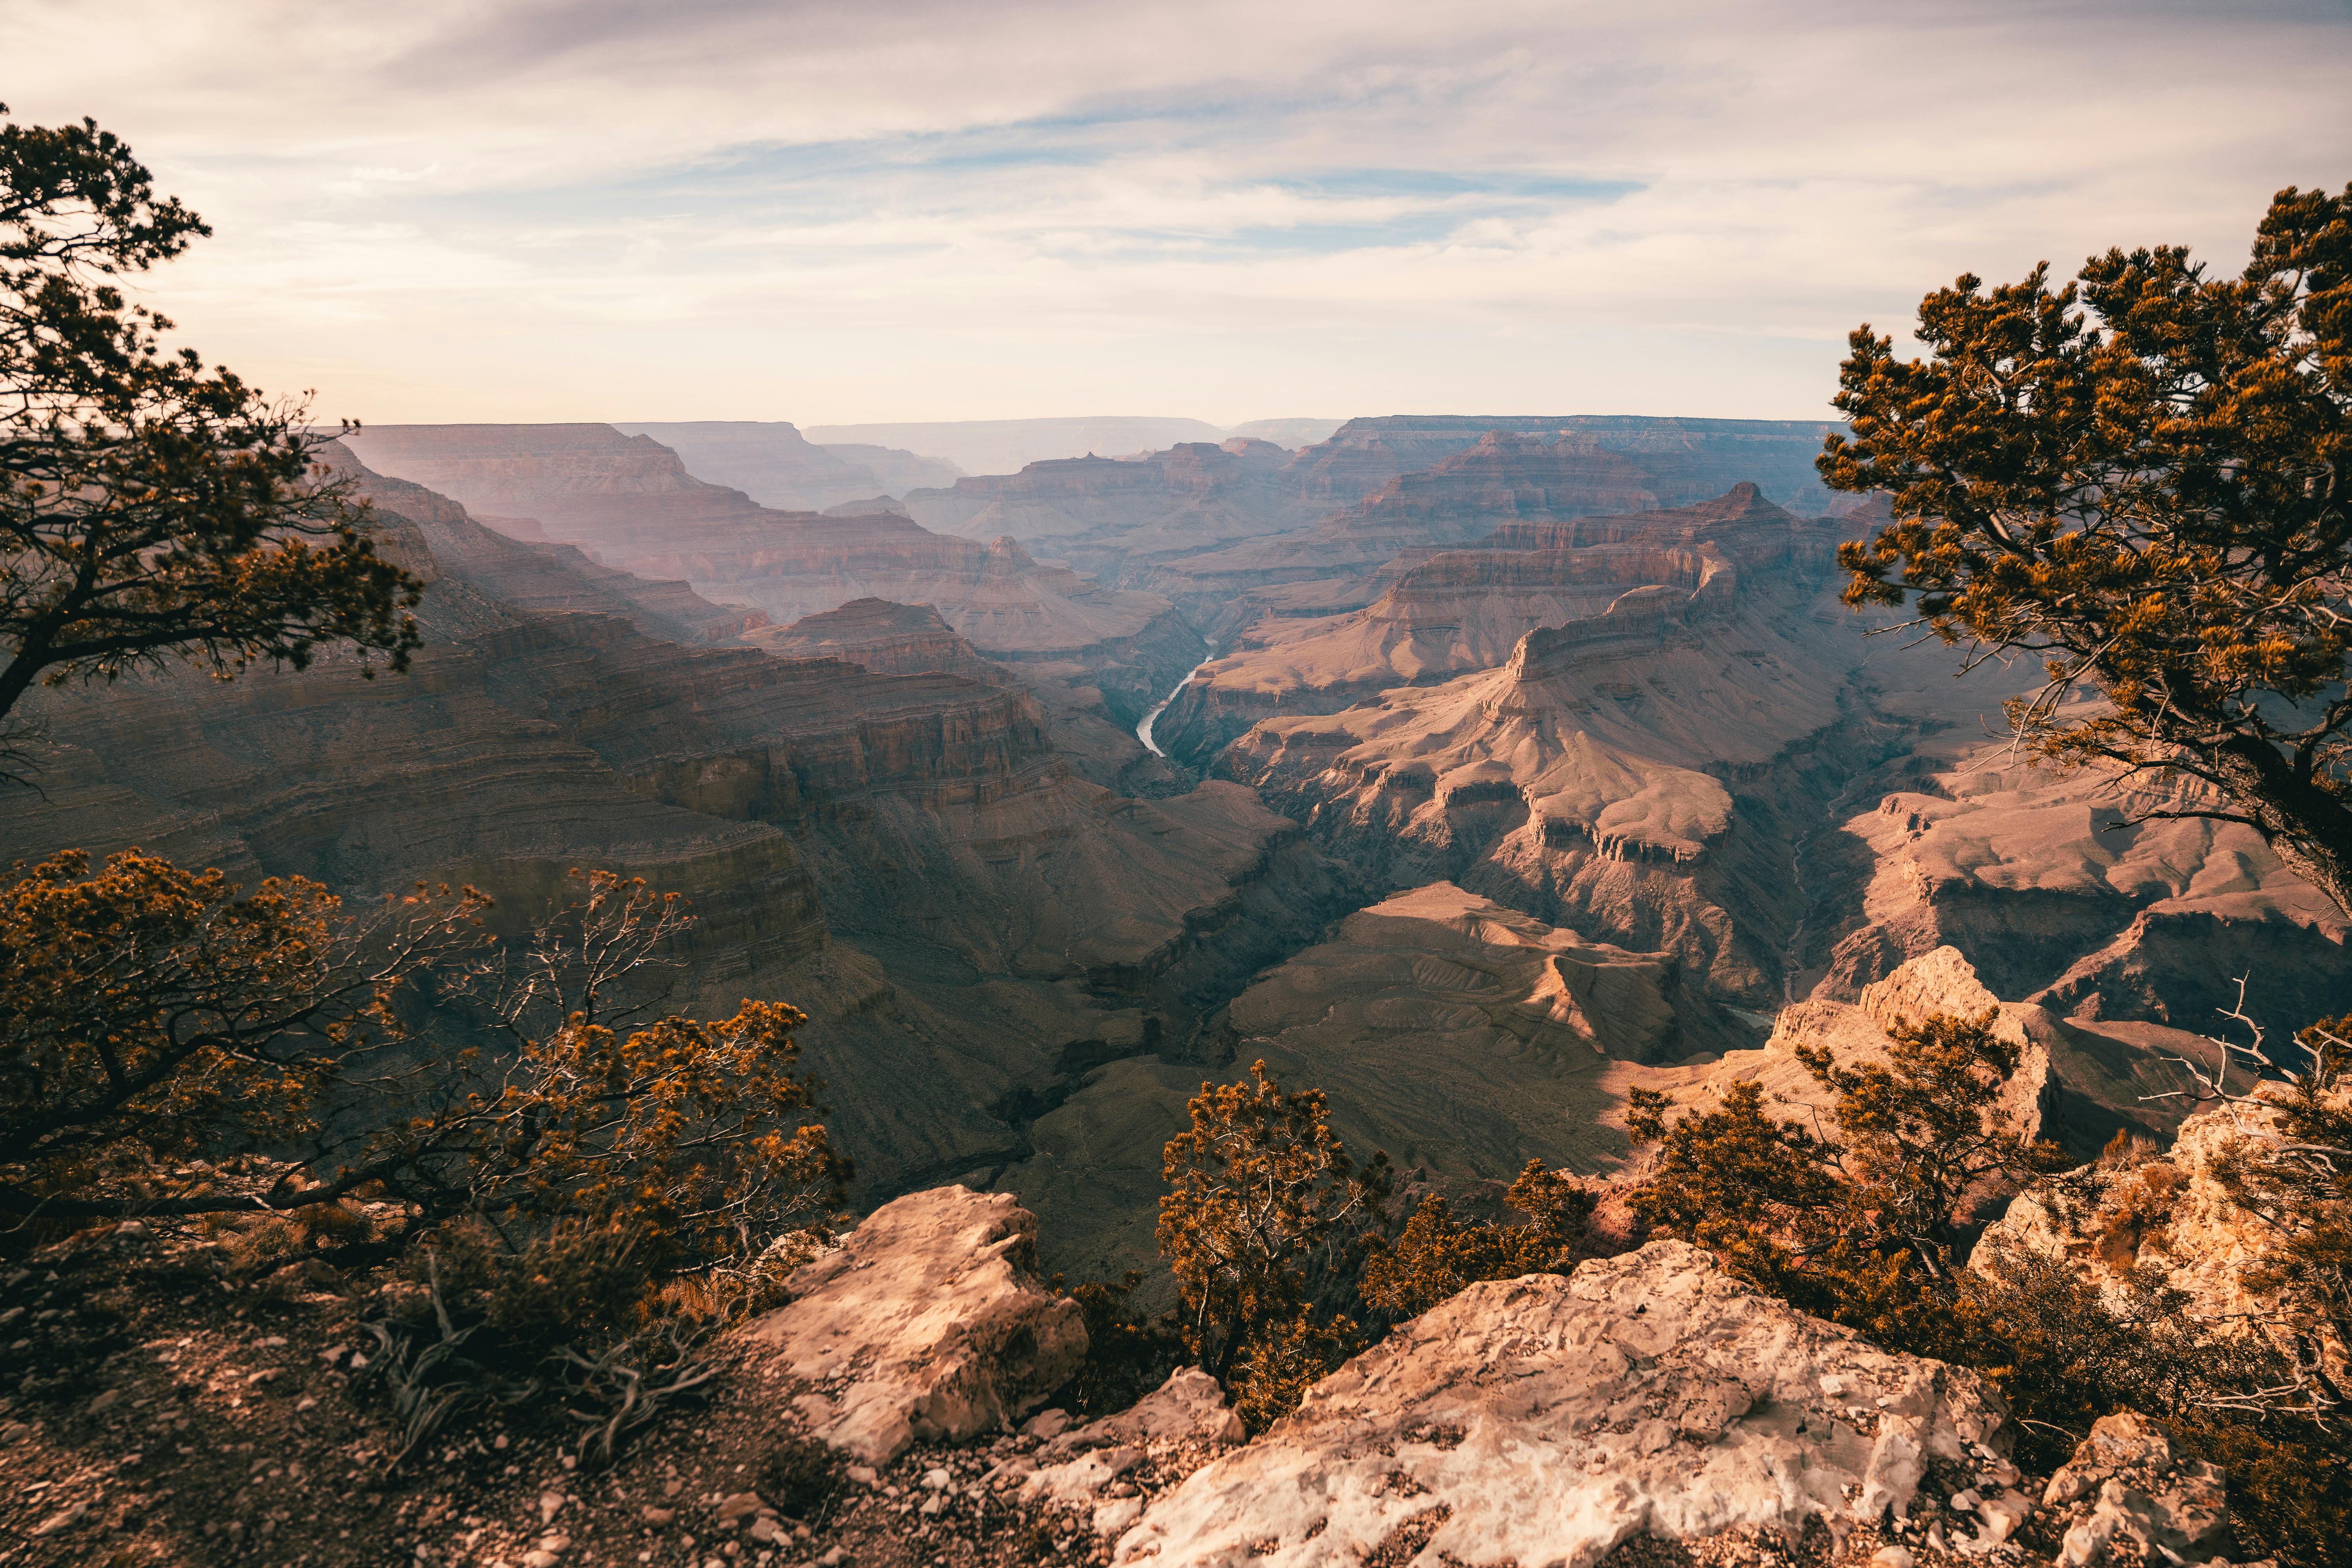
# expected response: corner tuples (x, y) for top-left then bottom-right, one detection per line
(740, 1186), (1085, 1463)
(1115, 1240), (2018, 1567)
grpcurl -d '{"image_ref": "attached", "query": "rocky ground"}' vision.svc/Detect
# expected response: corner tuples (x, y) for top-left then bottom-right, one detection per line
(2, 1167), (2292, 1568)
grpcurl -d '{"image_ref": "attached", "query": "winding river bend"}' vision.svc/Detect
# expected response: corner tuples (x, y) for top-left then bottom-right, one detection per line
(1136, 638), (1216, 757)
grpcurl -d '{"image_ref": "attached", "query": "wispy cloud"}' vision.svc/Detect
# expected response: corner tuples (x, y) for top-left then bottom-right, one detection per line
(5, 0), (2347, 426)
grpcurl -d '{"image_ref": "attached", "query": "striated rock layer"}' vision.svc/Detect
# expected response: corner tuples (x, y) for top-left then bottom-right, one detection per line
(903, 438), (1303, 580)
(341, 423), (1202, 723)
(1151, 483), (1836, 764)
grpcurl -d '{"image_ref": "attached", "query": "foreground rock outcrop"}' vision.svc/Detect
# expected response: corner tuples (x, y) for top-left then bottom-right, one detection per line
(742, 1188), (1084, 1462)
(1116, 1238), (2024, 1566)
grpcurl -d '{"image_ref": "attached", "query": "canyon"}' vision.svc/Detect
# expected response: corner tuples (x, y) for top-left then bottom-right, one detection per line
(8, 411), (2340, 1289)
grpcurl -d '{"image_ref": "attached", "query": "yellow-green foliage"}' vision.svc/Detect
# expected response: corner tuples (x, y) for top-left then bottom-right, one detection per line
(1156, 1060), (1390, 1426)
(1361, 1160), (1600, 1319)
(1632, 1008), (2352, 1568)
(1820, 184), (2352, 918)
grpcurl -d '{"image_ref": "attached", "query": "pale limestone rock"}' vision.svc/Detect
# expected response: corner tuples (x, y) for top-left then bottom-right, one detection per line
(2041, 1413), (2233, 1566)
(1978, 1081), (2351, 1383)
(739, 1186), (1085, 1462)
(1114, 1240), (2013, 1566)
(1045, 1367), (1245, 1455)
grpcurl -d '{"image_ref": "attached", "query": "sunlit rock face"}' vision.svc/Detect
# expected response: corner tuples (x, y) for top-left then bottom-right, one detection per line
(1116, 1240), (2020, 1568)
(1151, 483), (1838, 764)
(1802, 708), (2352, 1042)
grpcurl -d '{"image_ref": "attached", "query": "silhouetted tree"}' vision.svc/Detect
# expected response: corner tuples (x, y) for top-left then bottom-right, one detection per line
(0, 104), (420, 755)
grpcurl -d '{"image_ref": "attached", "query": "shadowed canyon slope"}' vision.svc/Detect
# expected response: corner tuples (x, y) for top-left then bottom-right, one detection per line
(341, 422), (1203, 725)
(0, 453), (1365, 1219)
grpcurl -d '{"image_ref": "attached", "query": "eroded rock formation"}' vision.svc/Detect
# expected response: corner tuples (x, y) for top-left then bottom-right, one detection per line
(741, 1187), (1083, 1463)
(613, 420), (952, 511)
(1151, 483), (1837, 760)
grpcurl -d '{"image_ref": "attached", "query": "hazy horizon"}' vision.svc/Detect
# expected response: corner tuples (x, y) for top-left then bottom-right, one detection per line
(8, 0), (2348, 428)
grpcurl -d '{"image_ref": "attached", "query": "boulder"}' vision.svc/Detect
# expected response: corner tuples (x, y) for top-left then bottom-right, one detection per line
(2041, 1412), (2234, 1566)
(1114, 1240), (2022, 1566)
(1044, 1367), (1247, 1455)
(740, 1187), (1085, 1463)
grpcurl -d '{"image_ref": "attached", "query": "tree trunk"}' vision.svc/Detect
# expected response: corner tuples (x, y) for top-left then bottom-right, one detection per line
(2206, 733), (2352, 924)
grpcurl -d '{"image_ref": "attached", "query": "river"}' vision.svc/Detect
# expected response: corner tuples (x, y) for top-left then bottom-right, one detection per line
(1136, 639), (1216, 757)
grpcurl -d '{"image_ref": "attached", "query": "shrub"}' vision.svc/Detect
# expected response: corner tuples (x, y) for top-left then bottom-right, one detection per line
(1156, 1060), (1391, 1382)
(1230, 1309), (1361, 1433)
(1361, 1160), (1602, 1319)
(1631, 1003), (2352, 1568)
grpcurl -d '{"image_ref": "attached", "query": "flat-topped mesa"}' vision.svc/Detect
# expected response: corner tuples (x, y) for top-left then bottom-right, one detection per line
(744, 598), (1009, 684)
(1144, 429), (1839, 634)
(612, 420), (893, 512)
(1475, 480), (1835, 570)
(900, 438), (1302, 579)
(1490, 571), (1735, 693)
(1149, 485), (1813, 769)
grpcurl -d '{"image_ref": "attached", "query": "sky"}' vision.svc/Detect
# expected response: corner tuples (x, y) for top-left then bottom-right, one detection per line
(7, 0), (2350, 428)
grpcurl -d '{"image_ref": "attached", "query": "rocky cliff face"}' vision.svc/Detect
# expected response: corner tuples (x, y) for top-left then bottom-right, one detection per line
(744, 597), (1010, 682)
(1145, 428), (1840, 642)
(1793, 709), (2352, 1041)
(323, 441), (768, 644)
(817, 441), (965, 496)
(1151, 484), (1837, 763)
(0, 455), (1371, 1220)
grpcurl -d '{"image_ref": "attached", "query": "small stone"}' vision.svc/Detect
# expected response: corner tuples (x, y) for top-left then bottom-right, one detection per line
(1870, 1549), (1914, 1568)
(31, 1501), (87, 1536)
(321, 1344), (349, 1364)
(818, 1549), (848, 1567)
(664, 1478), (684, 1499)
(539, 1492), (567, 1526)
(641, 1506), (675, 1524)
(918, 1494), (945, 1516)
(749, 1518), (783, 1544)
(1019, 1408), (1071, 1440)
(846, 1465), (878, 1487)
(920, 1468), (951, 1490)
(296, 1397), (319, 1412)
(88, 1389), (120, 1414)
(714, 1492), (764, 1525)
